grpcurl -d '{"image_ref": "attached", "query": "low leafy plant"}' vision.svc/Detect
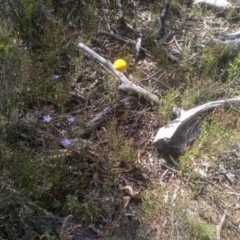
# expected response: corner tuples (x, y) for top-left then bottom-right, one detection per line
(158, 90), (179, 124)
(179, 110), (240, 171)
(188, 216), (215, 240)
(227, 53), (240, 80)
(142, 187), (162, 221)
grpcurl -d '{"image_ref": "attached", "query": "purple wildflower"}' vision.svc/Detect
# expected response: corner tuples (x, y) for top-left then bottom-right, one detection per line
(43, 115), (52, 122)
(61, 138), (72, 147)
(67, 117), (76, 123)
(53, 74), (60, 80)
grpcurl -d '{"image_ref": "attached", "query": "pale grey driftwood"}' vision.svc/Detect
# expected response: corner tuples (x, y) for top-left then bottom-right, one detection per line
(153, 97), (240, 153)
(135, 36), (142, 61)
(219, 28), (240, 40)
(78, 42), (162, 105)
(193, 0), (232, 9)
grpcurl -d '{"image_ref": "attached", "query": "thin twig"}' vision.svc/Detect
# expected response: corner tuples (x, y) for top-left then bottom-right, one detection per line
(161, 163), (178, 173)
(173, 35), (182, 52)
(116, 0), (135, 31)
(169, 154), (179, 167)
(160, 169), (169, 181)
(216, 213), (226, 240)
(97, 30), (152, 58)
(135, 36), (142, 63)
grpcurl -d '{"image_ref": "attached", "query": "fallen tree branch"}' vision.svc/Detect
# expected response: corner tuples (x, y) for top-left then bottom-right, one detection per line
(193, 0), (233, 9)
(116, 0), (135, 31)
(134, 36), (142, 63)
(216, 212), (226, 240)
(97, 30), (152, 58)
(151, 2), (169, 38)
(153, 97), (240, 153)
(219, 28), (240, 40)
(78, 42), (162, 105)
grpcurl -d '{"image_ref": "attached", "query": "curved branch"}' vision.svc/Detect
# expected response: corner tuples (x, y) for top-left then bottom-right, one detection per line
(153, 97), (240, 153)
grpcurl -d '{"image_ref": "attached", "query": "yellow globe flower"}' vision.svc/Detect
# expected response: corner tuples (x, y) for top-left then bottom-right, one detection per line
(113, 59), (127, 72)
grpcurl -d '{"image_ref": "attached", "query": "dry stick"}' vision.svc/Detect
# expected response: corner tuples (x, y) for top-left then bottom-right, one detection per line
(134, 36), (142, 63)
(216, 213), (226, 240)
(149, 75), (173, 90)
(97, 30), (152, 58)
(151, 2), (169, 38)
(78, 42), (162, 105)
(116, 0), (135, 31)
(161, 163), (178, 173)
(98, 30), (129, 43)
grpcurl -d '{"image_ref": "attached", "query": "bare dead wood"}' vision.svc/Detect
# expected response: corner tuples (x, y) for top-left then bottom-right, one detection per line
(193, 0), (233, 9)
(116, 0), (135, 31)
(216, 213), (226, 240)
(97, 30), (152, 58)
(151, 2), (169, 38)
(153, 97), (240, 153)
(78, 42), (162, 105)
(219, 28), (240, 40)
(134, 36), (142, 63)
(97, 30), (128, 43)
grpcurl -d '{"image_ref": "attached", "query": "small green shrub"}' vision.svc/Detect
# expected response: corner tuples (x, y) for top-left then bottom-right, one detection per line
(201, 46), (222, 78)
(188, 217), (215, 240)
(64, 192), (101, 222)
(179, 111), (240, 171)
(158, 90), (179, 124)
(142, 187), (162, 221)
(227, 53), (240, 80)
(106, 121), (137, 165)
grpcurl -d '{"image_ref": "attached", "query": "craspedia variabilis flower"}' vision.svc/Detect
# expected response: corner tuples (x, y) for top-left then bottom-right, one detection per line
(113, 59), (127, 72)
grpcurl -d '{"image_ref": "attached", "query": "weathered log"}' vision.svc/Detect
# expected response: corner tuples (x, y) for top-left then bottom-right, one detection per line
(193, 0), (233, 9)
(219, 28), (240, 40)
(153, 97), (240, 153)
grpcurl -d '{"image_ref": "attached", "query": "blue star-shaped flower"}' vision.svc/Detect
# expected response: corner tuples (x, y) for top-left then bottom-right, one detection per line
(43, 115), (52, 122)
(53, 74), (60, 80)
(67, 117), (76, 123)
(61, 138), (72, 147)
